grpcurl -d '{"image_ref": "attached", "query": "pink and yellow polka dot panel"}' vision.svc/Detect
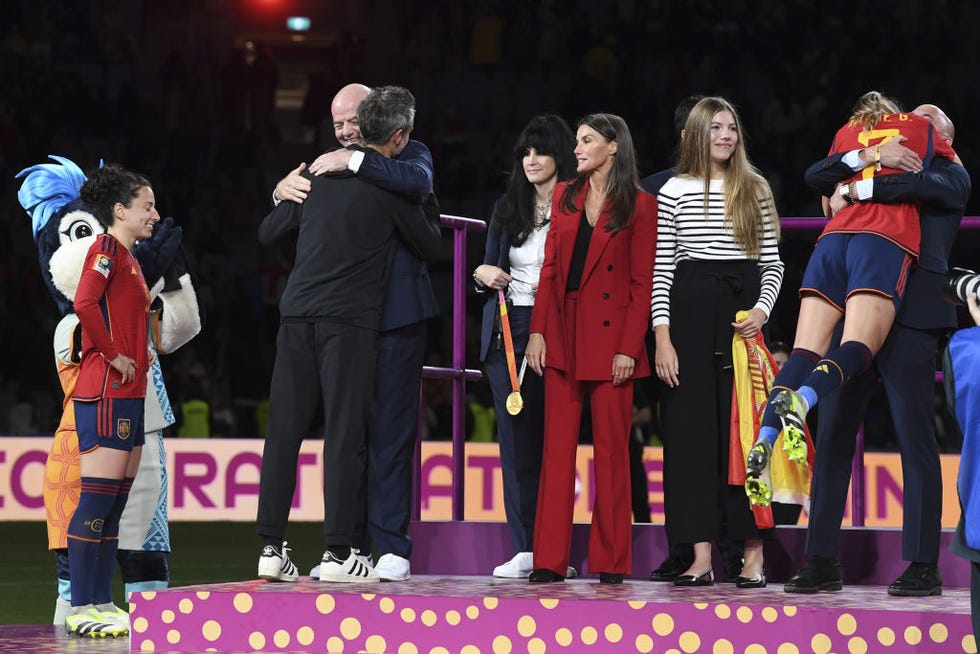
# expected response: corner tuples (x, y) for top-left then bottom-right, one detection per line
(130, 577), (975, 653)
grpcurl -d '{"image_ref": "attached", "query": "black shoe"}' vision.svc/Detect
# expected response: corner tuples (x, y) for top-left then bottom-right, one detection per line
(887, 562), (942, 597)
(784, 556), (842, 594)
(599, 573), (624, 584)
(529, 568), (565, 583)
(735, 574), (767, 588)
(649, 556), (693, 582)
(673, 569), (713, 586)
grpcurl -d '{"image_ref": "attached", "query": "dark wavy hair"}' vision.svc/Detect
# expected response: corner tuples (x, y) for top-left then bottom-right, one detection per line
(79, 163), (150, 229)
(494, 114), (576, 246)
(560, 113), (640, 233)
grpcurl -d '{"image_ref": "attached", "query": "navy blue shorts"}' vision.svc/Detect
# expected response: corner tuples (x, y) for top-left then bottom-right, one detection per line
(800, 233), (912, 312)
(74, 397), (145, 453)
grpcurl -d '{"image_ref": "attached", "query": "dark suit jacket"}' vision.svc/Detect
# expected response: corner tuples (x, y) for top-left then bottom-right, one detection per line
(805, 153), (971, 330)
(478, 199), (515, 361)
(529, 181), (658, 380)
(258, 167), (443, 330)
(351, 139), (441, 331)
(640, 167), (675, 196)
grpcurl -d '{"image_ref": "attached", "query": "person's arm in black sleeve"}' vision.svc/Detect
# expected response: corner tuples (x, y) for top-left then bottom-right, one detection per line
(392, 191), (446, 262)
(258, 185), (304, 245)
(803, 152), (852, 196)
(872, 159), (971, 211)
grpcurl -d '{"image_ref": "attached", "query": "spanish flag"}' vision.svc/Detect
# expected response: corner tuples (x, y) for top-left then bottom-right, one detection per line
(729, 310), (813, 528)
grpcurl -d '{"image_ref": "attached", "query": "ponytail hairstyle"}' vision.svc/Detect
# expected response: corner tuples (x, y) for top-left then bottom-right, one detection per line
(560, 113), (640, 233)
(848, 90), (901, 132)
(676, 97), (779, 258)
(78, 163), (150, 230)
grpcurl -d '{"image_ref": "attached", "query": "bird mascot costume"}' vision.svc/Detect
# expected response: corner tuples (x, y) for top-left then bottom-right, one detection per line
(16, 156), (202, 625)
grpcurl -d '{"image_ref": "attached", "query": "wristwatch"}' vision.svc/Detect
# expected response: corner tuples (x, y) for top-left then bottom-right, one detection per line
(839, 184), (856, 205)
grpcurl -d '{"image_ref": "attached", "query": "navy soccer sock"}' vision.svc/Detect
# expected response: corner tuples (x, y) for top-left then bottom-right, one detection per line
(797, 341), (873, 407)
(758, 348), (821, 447)
(67, 477), (121, 608)
(93, 477), (132, 605)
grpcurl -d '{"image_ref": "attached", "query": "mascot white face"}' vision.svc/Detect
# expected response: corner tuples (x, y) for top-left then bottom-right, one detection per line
(50, 210), (103, 305)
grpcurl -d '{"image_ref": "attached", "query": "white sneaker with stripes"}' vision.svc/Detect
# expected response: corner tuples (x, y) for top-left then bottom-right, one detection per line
(310, 548), (373, 578)
(319, 549), (381, 583)
(258, 541), (300, 582)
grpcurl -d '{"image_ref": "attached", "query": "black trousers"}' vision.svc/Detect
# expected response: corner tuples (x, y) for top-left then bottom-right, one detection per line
(660, 260), (765, 544)
(810, 322), (944, 562)
(257, 320), (378, 547)
(484, 306), (545, 553)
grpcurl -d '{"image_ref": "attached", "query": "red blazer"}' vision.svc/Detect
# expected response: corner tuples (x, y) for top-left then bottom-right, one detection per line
(530, 179), (657, 381)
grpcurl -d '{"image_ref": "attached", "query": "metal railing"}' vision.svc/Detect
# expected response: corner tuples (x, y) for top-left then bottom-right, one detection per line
(412, 214), (486, 521)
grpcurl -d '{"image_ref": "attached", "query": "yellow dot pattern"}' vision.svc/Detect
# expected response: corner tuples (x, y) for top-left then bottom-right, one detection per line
(517, 615), (537, 637)
(127, 583), (974, 654)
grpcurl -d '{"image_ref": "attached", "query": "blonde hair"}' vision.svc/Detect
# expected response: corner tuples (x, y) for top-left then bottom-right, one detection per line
(676, 96), (778, 258)
(848, 91), (901, 132)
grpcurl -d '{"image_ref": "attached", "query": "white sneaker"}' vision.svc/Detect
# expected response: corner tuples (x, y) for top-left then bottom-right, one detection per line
(258, 541), (299, 582)
(493, 552), (533, 578)
(319, 549), (380, 583)
(311, 548), (372, 577)
(375, 553), (411, 581)
(65, 605), (126, 638)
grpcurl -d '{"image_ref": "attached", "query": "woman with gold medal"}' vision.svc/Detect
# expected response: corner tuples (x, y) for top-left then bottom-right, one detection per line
(474, 114), (576, 579)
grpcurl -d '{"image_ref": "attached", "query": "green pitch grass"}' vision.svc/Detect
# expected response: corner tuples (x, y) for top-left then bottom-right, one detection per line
(0, 521), (326, 625)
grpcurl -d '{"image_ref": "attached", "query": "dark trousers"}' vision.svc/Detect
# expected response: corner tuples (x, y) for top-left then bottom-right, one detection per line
(257, 321), (378, 547)
(660, 261), (764, 544)
(356, 320), (428, 559)
(484, 306), (545, 554)
(810, 322), (943, 562)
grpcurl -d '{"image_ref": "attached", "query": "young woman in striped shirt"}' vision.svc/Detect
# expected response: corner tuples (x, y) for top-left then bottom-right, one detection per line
(652, 97), (783, 588)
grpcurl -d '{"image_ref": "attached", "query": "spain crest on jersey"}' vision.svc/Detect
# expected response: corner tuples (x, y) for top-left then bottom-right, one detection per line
(117, 418), (131, 440)
(93, 254), (113, 278)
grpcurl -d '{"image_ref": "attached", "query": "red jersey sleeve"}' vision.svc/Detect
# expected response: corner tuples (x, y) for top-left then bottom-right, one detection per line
(74, 235), (121, 362)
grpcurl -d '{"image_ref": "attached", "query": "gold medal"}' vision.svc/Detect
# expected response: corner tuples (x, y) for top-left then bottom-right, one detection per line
(506, 391), (524, 415)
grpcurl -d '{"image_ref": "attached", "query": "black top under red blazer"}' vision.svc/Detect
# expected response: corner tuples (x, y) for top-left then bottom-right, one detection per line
(529, 180), (657, 380)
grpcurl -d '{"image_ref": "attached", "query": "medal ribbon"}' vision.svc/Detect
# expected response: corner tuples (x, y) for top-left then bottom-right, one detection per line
(498, 289), (520, 395)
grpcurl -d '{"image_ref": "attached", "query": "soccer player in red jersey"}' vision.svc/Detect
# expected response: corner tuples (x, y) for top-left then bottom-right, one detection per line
(65, 164), (158, 637)
(746, 92), (957, 503)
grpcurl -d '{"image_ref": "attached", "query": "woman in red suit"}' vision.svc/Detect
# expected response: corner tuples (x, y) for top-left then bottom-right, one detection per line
(525, 113), (657, 583)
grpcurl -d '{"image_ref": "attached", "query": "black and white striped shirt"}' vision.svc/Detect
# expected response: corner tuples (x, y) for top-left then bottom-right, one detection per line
(651, 176), (784, 327)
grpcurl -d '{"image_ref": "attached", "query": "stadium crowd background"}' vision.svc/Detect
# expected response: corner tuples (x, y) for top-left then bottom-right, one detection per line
(1, 0), (978, 452)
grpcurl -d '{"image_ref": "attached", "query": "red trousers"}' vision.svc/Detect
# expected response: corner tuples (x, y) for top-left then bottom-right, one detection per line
(532, 295), (634, 575)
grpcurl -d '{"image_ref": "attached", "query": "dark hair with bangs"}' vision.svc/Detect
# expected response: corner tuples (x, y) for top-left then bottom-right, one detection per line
(494, 114), (576, 246)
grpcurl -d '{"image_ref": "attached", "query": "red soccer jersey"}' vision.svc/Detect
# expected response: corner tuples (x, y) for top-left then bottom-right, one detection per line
(73, 234), (151, 400)
(822, 112), (956, 255)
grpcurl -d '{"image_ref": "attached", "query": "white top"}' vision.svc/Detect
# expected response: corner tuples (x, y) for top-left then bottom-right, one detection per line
(652, 175), (784, 327)
(508, 223), (550, 306)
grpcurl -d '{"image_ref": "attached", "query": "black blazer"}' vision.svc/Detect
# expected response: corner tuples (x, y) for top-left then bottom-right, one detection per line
(478, 200), (515, 361)
(258, 168), (443, 330)
(805, 153), (971, 330)
(357, 140), (442, 331)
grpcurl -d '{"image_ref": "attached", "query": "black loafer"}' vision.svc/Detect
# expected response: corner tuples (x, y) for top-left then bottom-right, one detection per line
(887, 562), (942, 597)
(784, 556), (842, 594)
(599, 573), (624, 584)
(529, 568), (565, 583)
(735, 574), (767, 588)
(674, 570), (713, 586)
(649, 556), (693, 582)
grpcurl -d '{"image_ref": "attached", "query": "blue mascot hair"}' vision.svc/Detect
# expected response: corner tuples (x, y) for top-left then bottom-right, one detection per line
(16, 155), (90, 240)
